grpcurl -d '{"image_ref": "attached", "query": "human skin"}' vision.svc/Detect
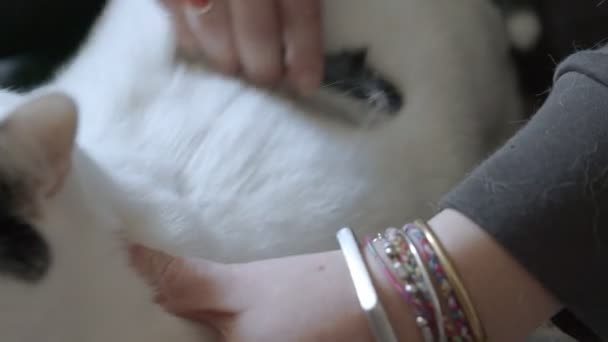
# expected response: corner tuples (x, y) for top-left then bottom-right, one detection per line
(130, 209), (561, 341)
(161, 0), (323, 96)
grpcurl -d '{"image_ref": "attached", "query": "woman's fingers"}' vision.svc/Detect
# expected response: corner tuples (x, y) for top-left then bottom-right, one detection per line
(229, 0), (284, 87)
(163, 0), (324, 94)
(279, 0), (323, 95)
(183, 0), (240, 74)
(159, 0), (199, 56)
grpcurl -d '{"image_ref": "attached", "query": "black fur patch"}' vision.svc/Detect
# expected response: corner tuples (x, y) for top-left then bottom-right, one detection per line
(0, 179), (50, 283)
(0, 215), (50, 282)
(323, 48), (404, 114)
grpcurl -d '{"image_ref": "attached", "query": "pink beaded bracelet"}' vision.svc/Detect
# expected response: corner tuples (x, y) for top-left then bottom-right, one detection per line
(364, 222), (486, 342)
(405, 222), (485, 342)
(366, 235), (440, 342)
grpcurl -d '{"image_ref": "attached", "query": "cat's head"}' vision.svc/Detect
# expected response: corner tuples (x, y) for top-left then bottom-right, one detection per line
(0, 93), (204, 342)
(0, 93), (104, 339)
(0, 93), (77, 280)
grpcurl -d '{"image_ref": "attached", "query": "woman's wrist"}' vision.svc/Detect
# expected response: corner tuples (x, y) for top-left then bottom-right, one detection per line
(324, 247), (420, 342)
(130, 210), (562, 341)
(337, 209), (562, 342)
(428, 209), (561, 341)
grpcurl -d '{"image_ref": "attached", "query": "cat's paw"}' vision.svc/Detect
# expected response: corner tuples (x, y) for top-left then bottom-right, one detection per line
(311, 48), (405, 128)
(323, 48), (403, 114)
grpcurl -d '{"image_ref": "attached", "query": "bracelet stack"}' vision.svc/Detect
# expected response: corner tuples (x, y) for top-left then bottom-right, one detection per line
(372, 221), (484, 342)
(338, 221), (485, 342)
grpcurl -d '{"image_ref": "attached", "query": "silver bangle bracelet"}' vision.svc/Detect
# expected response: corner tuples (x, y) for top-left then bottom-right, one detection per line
(336, 227), (398, 342)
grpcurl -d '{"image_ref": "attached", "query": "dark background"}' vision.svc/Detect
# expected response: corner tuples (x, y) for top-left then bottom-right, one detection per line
(0, 0), (106, 89)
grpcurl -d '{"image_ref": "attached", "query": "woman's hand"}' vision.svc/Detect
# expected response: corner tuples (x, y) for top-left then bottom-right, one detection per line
(129, 245), (376, 342)
(161, 0), (323, 96)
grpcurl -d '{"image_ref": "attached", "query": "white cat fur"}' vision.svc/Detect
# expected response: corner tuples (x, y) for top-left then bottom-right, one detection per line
(0, 0), (522, 340)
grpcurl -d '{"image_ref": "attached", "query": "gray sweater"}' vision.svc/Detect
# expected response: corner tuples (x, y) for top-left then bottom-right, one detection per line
(441, 47), (608, 341)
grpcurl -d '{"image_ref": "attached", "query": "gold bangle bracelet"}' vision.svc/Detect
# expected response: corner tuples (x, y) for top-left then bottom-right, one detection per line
(415, 220), (486, 342)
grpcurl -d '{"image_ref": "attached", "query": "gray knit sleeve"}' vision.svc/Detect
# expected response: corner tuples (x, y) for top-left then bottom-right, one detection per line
(440, 47), (608, 341)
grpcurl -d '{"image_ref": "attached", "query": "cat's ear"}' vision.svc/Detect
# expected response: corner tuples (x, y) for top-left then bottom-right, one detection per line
(1, 93), (78, 197)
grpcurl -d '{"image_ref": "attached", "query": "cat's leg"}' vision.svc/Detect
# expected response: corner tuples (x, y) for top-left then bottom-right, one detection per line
(47, 0), (176, 104)
(323, 49), (403, 114)
(310, 48), (405, 127)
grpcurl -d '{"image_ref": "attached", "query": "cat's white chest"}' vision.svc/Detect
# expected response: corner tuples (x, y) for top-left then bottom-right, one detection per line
(76, 67), (408, 260)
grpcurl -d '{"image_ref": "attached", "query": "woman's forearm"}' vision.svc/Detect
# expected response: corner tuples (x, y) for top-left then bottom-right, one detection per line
(129, 209), (563, 341)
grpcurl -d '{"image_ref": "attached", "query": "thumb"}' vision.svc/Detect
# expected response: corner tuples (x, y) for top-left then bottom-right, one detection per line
(129, 244), (237, 316)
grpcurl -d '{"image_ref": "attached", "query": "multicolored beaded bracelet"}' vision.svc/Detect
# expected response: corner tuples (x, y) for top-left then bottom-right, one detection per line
(387, 228), (447, 342)
(404, 222), (485, 342)
(404, 225), (471, 340)
(418, 220), (485, 342)
(366, 232), (444, 342)
(366, 235), (435, 341)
